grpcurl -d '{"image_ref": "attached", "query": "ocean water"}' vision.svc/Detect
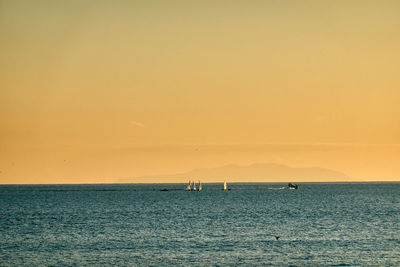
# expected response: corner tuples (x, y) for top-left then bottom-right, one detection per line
(0, 183), (399, 266)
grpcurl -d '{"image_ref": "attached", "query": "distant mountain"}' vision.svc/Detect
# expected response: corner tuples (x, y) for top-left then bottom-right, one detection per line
(118, 163), (351, 183)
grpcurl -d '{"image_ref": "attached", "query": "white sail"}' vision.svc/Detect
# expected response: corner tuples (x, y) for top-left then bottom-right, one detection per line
(193, 180), (196, 191)
(198, 180), (202, 191)
(223, 180), (227, 191)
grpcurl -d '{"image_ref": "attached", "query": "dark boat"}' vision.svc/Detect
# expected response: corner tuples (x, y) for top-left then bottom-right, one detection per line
(288, 183), (298, 190)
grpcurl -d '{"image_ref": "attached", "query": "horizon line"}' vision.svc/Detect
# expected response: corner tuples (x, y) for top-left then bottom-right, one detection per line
(1, 180), (399, 185)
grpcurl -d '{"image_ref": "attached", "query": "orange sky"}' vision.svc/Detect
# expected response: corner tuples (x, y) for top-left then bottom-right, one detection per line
(1, 1), (399, 184)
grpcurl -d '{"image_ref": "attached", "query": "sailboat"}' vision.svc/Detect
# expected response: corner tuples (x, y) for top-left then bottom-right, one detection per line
(193, 180), (196, 191)
(186, 180), (192, 191)
(198, 180), (202, 191)
(223, 180), (227, 191)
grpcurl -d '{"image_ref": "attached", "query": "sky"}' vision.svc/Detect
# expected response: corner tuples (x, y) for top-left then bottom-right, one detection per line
(1, 0), (399, 184)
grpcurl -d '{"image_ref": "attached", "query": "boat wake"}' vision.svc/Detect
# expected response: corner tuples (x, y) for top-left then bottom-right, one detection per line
(267, 187), (286, 190)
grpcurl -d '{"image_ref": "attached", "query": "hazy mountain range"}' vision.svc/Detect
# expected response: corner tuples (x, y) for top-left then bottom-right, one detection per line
(118, 163), (351, 183)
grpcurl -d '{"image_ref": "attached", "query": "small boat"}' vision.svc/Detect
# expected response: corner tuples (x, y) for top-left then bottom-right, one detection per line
(288, 183), (298, 190)
(198, 180), (202, 191)
(192, 180), (197, 191)
(186, 180), (192, 191)
(222, 180), (232, 191)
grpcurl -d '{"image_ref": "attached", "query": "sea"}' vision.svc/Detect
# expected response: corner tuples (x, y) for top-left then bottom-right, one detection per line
(0, 183), (399, 266)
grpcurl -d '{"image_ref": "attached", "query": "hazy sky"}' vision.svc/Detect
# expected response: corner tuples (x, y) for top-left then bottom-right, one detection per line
(1, 0), (399, 183)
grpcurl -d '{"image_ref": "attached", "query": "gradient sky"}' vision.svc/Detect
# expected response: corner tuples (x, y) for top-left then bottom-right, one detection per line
(1, 0), (399, 184)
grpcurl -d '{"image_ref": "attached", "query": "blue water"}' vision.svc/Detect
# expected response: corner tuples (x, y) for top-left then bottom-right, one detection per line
(1, 183), (399, 266)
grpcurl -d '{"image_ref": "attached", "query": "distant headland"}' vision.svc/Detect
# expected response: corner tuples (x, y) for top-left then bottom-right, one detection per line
(117, 163), (351, 183)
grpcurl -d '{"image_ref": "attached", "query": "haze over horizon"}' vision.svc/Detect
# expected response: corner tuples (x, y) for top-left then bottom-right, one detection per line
(1, 1), (400, 184)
